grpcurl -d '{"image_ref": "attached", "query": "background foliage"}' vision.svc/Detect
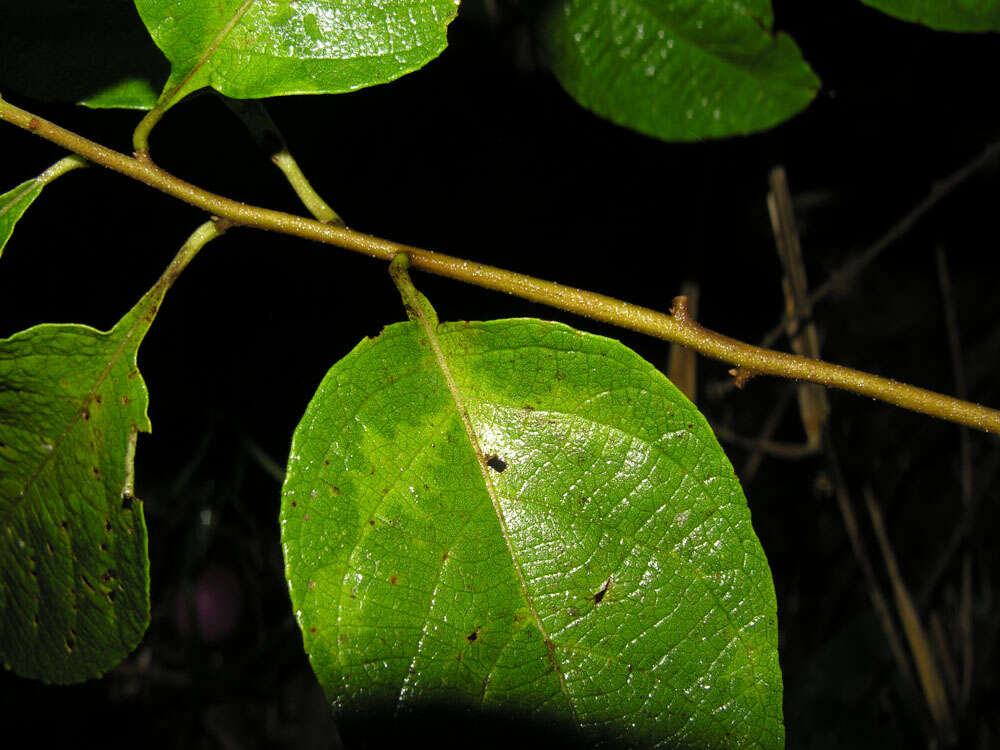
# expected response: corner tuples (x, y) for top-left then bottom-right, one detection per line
(0, 0), (998, 747)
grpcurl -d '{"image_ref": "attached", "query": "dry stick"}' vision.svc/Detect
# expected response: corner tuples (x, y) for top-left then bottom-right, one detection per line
(759, 138), (1000, 351)
(739, 387), (796, 482)
(865, 487), (956, 740)
(935, 247), (976, 714)
(918, 450), (1000, 608)
(958, 558), (974, 710)
(718, 167), (830, 471)
(666, 280), (699, 402)
(3, 96), (1000, 434)
(769, 166), (829, 447)
(929, 612), (961, 707)
(822, 434), (919, 706)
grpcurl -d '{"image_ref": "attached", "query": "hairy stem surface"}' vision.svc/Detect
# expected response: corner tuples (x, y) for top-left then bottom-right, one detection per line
(2, 95), (998, 435)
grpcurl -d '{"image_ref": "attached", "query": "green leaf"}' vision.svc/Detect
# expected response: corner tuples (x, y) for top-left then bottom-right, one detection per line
(134, 0), (461, 108)
(1, 158), (86, 262)
(0, 289), (161, 683)
(282, 315), (783, 746)
(0, 182), (43, 261)
(0, 1), (166, 110)
(536, 0), (820, 141)
(856, 0), (1000, 31)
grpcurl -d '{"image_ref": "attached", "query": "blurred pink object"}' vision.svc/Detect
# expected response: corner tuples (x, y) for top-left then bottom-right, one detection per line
(172, 563), (243, 642)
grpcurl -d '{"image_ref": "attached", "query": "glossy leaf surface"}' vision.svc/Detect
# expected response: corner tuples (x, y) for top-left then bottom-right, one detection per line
(0, 1), (165, 109)
(857, 0), (1000, 30)
(537, 0), (819, 141)
(134, 0), (460, 106)
(282, 316), (783, 747)
(0, 291), (160, 683)
(0, 181), (43, 261)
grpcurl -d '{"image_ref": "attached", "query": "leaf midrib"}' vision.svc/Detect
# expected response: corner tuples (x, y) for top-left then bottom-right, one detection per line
(407, 311), (579, 722)
(0, 181), (39, 223)
(160, 0), (257, 105)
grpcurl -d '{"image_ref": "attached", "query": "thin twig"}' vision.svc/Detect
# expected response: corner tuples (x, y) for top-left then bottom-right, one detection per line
(667, 280), (699, 402)
(823, 434), (918, 698)
(2, 96), (999, 434)
(768, 166), (828, 446)
(866, 487), (955, 740)
(222, 98), (343, 225)
(759, 138), (1000, 350)
(935, 246), (976, 715)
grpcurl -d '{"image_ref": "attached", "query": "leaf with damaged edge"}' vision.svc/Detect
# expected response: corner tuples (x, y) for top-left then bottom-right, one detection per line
(536, 0), (819, 141)
(857, 0), (1000, 31)
(134, 0), (460, 110)
(0, 285), (163, 683)
(282, 311), (784, 746)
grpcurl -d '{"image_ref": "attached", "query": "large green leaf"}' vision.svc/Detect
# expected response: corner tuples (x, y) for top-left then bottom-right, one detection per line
(1, 158), (86, 262)
(857, 0), (1000, 31)
(134, 0), (461, 108)
(282, 301), (783, 744)
(0, 1), (165, 110)
(0, 288), (161, 683)
(536, 0), (820, 141)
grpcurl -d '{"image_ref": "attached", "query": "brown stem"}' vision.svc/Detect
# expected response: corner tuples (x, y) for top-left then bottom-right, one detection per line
(2, 96), (999, 435)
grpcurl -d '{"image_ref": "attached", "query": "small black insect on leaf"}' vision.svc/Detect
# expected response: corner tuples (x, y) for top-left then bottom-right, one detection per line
(485, 454), (507, 473)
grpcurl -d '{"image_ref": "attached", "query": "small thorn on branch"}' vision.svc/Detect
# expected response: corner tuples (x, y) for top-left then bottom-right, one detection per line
(729, 368), (757, 389)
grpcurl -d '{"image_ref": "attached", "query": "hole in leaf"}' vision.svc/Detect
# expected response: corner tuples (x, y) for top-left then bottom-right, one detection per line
(485, 455), (507, 473)
(467, 628), (479, 642)
(121, 494), (133, 510)
(593, 578), (611, 604)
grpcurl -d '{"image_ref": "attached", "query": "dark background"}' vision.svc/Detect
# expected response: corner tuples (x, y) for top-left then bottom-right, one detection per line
(1, 1), (998, 747)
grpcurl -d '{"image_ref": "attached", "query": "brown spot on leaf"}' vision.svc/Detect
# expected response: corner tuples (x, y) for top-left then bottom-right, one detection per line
(308, 581), (316, 590)
(389, 576), (397, 585)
